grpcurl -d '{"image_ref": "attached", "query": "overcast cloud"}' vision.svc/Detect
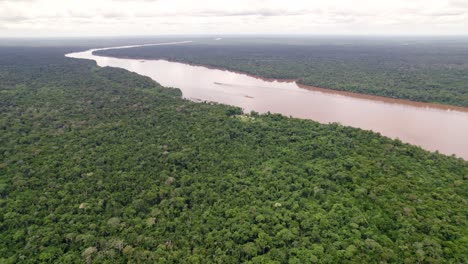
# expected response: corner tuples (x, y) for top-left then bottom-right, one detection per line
(0, 0), (467, 37)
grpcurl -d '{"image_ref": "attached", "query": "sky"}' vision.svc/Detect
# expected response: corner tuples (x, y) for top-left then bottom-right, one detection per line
(0, 0), (467, 37)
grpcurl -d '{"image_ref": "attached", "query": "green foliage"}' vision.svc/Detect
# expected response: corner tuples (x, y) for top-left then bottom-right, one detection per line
(95, 37), (468, 107)
(0, 46), (467, 263)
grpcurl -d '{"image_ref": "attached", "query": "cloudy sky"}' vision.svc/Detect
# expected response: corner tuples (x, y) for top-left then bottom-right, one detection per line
(1, 0), (467, 37)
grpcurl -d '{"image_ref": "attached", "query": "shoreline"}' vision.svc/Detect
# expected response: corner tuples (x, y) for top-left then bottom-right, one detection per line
(66, 48), (468, 160)
(92, 52), (468, 113)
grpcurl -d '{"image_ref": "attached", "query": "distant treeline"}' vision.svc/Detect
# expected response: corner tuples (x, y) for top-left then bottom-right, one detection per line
(95, 38), (468, 107)
(0, 46), (467, 263)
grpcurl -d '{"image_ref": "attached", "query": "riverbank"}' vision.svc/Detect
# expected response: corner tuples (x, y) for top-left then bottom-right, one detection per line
(68, 45), (468, 159)
(93, 52), (468, 113)
(93, 39), (468, 108)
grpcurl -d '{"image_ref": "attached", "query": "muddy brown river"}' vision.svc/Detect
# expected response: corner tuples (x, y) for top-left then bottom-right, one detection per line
(66, 42), (468, 160)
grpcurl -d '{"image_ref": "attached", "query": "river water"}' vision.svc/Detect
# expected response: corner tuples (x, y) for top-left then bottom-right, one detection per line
(66, 42), (468, 160)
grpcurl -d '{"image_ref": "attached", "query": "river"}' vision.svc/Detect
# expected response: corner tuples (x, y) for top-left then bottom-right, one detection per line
(66, 41), (468, 160)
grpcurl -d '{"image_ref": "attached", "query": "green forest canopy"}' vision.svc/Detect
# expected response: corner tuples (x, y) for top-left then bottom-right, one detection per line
(0, 45), (467, 263)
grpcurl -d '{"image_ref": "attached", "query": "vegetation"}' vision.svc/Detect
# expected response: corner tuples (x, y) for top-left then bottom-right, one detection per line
(0, 46), (467, 263)
(95, 37), (468, 107)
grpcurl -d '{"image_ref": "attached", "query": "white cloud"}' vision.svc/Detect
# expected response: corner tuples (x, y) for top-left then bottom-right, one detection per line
(0, 0), (467, 37)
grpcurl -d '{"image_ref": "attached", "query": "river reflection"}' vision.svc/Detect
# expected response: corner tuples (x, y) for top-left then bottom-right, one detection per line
(66, 43), (468, 160)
